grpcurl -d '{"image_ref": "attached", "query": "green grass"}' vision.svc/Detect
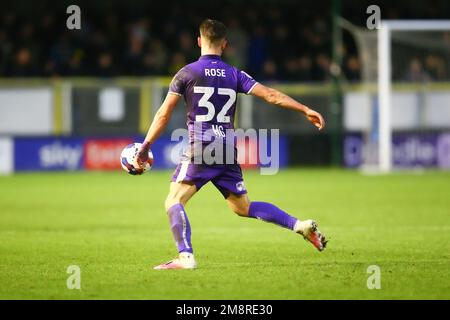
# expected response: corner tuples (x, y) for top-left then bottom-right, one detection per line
(0, 169), (449, 299)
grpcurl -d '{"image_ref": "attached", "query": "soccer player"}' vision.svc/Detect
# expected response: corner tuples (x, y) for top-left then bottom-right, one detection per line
(135, 19), (327, 269)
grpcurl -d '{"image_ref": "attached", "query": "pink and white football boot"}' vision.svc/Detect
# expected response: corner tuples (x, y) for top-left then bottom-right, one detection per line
(153, 252), (197, 270)
(295, 219), (327, 251)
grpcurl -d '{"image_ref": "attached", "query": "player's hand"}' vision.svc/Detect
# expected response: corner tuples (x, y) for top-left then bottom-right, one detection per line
(133, 141), (151, 170)
(305, 109), (325, 130)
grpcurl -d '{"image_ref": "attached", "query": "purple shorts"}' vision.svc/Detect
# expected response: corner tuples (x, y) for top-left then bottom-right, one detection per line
(171, 162), (247, 198)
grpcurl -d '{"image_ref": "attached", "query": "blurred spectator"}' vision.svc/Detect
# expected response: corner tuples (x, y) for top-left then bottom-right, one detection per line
(261, 59), (279, 81)
(425, 54), (447, 80)
(96, 52), (116, 77)
(248, 25), (268, 77)
(344, 55), (361, 81)
(270, 25), (290, 61)
(223, 45), (240, 69)
(49, 35), (75, 75)
(168, 52), (186, 75)
(283, 57), (299, 81)
(8, 47), (37, 76)
(297, 55), (313, 82)
(404, 58), (431, 82)
(124, 33), (145, 75)
(313, 53), (331, 81)
(68, 49), (85, 76)
(225, 19), (247, 69)
(301, 16), (329, 56)
(178, 31), (197, 63)
(142, 39), (168, 75)
(444, 31), (450, 48)
(0, 1), (448, 82)
(0, 30), (13, 74)
(130, 18), (150, 43)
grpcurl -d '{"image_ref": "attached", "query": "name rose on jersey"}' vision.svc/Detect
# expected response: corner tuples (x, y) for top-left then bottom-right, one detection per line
(204, 68), (226, 77)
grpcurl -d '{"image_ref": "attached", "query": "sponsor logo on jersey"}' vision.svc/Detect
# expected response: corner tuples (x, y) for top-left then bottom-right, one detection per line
(236, 181), (246, 192)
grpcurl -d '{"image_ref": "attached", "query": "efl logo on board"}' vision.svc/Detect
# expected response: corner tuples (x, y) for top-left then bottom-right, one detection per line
(84, 139), (132, 170)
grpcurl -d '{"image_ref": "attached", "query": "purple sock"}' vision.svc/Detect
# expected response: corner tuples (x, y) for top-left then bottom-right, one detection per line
(167, 204), (193, 253)
(248, 202), (297, 230)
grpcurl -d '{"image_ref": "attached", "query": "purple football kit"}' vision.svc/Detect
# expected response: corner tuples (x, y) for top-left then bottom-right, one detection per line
(158, 54), (326, 259)
(169, 54), (258, 198)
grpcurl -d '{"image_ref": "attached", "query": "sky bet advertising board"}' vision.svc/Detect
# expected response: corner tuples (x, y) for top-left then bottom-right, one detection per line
(12, 136), (181, 172)
(12, 134), (288, 172)
(14, 137), (85, 171)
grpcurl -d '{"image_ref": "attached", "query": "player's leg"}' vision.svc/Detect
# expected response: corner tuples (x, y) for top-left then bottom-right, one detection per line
(154, 181), (197, 270)
(154, 161), (219, 270)
(225, 192), (327, 251)
(213, 165), (299, 229)
(226, 193), (296, 229)
(213, 164), (327, 251)
(165, 180), (197, 209)
(164, 181), (197, 253)
(225, 192), (250, 217)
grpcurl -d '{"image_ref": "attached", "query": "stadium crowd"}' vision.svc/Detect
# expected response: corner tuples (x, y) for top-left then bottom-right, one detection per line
(0, 0), (448, 82)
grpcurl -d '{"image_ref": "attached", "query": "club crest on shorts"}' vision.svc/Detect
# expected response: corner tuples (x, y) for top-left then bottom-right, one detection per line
(236, 181), (246, 192)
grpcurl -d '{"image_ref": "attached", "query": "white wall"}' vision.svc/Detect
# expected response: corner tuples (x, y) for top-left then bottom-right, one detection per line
(344, 92), (372, 131)
(0, 137), (13, 174)
(0, 88), (53, 135)
(344, 90), (450, 130)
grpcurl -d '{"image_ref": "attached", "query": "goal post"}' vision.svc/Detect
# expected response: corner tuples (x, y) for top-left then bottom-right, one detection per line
(378, 20), (450, 172)
(378, 22), (391, 172)
(341, 18), (450, 172)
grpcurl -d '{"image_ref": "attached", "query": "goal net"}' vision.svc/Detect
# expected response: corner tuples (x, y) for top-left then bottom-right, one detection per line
(342, 19), (450, 172)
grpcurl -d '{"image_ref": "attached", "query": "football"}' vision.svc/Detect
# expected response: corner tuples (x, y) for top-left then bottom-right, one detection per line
(120, 143), (153, 175)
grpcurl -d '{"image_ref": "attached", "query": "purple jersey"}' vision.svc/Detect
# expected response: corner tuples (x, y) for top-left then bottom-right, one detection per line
(168, 54), (258, 150)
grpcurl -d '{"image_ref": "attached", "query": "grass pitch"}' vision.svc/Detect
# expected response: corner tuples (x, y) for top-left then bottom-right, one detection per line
(0, 169), (449, 299)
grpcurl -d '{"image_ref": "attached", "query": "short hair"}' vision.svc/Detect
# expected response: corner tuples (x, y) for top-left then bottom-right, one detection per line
(199, 19), (227, 44)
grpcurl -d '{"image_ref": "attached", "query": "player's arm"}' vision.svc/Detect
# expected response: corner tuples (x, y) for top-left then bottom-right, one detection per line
(250, 83), (325, 130)
(135, 93), (180, 166)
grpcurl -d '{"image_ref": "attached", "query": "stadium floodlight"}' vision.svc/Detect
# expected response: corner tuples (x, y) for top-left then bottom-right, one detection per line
(378, 20), (450, 172)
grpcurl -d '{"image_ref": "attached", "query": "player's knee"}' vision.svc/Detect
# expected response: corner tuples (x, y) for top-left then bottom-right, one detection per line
(165, 194), (183, 211)
(164, 197), (173, 211)
(229, 200), (250, 217)
(165, 183), (196, 211)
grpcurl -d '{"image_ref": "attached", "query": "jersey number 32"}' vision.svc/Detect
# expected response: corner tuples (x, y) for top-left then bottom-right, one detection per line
(194, 86), (236, 123)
